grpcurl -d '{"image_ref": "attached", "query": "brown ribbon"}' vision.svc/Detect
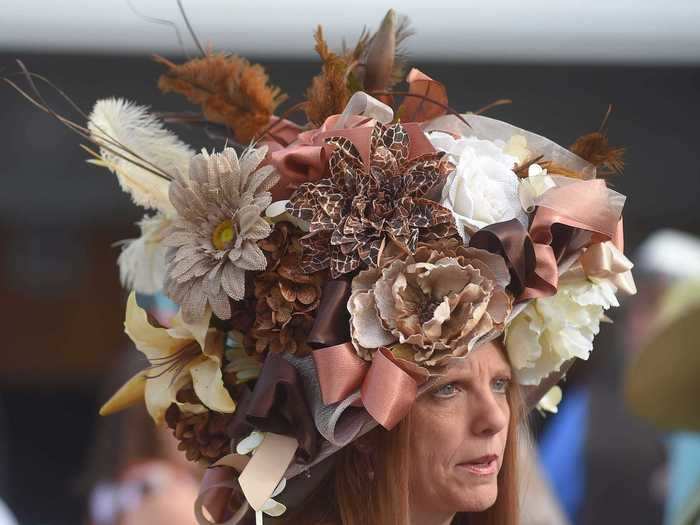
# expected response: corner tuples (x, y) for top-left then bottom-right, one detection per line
(307, 279), (352, 349)
(312, 344), (420, 430)
(470, 177), (624, 301)
(245, 352), (319, 462)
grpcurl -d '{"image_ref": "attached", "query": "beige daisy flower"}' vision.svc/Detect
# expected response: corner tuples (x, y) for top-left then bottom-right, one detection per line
(163, 146), (279, 323)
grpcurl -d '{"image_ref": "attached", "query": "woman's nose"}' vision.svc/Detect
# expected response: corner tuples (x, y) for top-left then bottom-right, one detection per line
(469, 388), (509, 437)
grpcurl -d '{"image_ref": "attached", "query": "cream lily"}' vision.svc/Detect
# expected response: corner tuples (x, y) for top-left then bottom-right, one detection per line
(100, 292), (235, 424)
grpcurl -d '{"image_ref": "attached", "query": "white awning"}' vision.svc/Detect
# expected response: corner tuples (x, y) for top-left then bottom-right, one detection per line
(1, 0), (700, 63)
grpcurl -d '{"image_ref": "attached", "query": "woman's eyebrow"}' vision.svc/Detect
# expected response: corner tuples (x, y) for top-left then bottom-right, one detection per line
(492, 366), (513, 378)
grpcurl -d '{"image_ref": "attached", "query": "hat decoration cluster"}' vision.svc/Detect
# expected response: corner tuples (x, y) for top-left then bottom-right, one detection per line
(16, 9), (636, 524)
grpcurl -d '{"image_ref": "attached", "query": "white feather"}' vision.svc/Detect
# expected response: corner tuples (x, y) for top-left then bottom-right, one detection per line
(117, 213), (171, 294)
(88, 98), (195, 215)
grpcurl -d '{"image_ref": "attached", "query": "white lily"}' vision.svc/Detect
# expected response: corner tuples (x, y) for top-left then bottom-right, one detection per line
(100, 292), (235, 424)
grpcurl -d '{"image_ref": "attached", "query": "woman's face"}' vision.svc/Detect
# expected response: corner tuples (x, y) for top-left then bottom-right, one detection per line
(408, 341), (512, 516)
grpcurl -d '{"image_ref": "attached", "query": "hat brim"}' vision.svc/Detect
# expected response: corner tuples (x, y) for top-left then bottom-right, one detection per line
(624, 305), (700, 431)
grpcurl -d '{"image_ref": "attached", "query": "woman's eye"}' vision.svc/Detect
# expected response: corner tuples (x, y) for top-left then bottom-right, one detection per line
(492, 377), (511, 394)
(433, 383), (459, 398)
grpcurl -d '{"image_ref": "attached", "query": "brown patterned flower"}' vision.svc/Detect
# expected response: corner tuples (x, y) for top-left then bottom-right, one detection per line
(251, 222), (325, 355)
(286, 122), (456, 278)
(349, 238), (513, 367)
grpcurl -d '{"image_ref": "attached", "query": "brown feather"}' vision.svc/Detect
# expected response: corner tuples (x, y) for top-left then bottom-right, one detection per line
(304, 26), (355, 126)
(570, 105), (625, 177)
(570, 132), (625, 177)
(155, 53), (287, 142)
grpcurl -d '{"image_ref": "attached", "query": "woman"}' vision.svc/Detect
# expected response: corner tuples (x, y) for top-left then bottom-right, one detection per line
(42, 9), (635, 525)
(281, 341), (520, 525)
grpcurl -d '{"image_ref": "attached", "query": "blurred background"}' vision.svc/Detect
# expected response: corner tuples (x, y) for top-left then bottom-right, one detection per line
(1, 1), (699, 524)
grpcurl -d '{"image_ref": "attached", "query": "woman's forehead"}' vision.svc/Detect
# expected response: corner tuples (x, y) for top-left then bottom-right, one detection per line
(437, 342), (511, 378)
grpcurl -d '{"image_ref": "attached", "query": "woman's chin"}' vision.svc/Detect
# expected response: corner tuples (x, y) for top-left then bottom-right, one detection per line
(450, 482), (499, 513)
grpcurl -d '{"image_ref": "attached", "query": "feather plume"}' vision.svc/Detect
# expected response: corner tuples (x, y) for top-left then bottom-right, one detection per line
(88, 98), (194, 214)
(570, 132), (624, 177)
(305, 26), (357, 126)
(570, 105), (625, 177)
(155, 53), (287, 142)
(117, 213), (171, 294)
(362, 10), (414, 91)
(305, 12), (414, 125)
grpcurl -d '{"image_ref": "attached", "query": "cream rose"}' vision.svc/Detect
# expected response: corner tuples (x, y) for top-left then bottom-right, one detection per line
(430, 132), (528, 241)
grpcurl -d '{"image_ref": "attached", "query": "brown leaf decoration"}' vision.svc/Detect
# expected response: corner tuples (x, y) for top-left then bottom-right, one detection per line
(155, 53), (287, 142)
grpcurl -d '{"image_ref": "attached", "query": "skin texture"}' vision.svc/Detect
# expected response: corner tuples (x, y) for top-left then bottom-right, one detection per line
(408, 342), (512, 525)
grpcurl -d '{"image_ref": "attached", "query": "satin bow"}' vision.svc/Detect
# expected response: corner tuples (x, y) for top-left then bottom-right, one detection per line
(312, 343), (420, 430)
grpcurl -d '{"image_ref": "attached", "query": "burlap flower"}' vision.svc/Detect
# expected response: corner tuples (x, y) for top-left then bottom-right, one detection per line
(286, 122), (456, 278)
(163, 146), (279, 323)
(349, 239), (512, 367)
(251, 222), (325, 355)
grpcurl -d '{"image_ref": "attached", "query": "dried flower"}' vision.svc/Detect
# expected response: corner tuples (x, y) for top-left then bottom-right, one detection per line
(251, 222), (325, 355)
(287, 122), (456, 278)
(349, 240), (512, 367)
(163, 146), (278, 323)
(165, 386), (234, 464)
(100, 293), (235, 424)
(156, 53), (287, 143)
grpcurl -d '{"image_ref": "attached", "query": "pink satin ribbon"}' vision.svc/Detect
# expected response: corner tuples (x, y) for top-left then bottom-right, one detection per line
(312, 343), (420, 430)
(520, 178), (625, 300)
(264, 114), (437, 200)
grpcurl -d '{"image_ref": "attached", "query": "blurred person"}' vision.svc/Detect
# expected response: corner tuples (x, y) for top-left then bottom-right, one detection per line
(84, 345), (202, 525)
(626, 278), (700, 525)
(0, 500), (18, 525)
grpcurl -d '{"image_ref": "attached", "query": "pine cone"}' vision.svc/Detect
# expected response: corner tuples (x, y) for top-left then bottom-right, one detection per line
(165, 387), (235, 464)
(252, 222), (326, 356)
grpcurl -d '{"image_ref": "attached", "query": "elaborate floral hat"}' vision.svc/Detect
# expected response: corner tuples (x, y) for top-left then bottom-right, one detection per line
(17, 9), (636, 524)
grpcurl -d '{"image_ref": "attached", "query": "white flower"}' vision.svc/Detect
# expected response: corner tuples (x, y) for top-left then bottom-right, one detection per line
(431, 132), (527, 241)
(503, 135), (531, 165)
(505, 277), (619, 385)
(536, 385), (563, 414)
(518, 163), (557, 213)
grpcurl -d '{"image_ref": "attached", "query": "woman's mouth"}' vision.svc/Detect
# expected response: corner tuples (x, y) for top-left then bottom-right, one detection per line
(457, 455), (499, 476)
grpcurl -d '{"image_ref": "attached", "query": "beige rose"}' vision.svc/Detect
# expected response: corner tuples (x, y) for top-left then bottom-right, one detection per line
(349, 240), (512, 367)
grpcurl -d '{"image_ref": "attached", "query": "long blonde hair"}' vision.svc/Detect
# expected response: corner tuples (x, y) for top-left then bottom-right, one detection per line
(280, 384), (523, 525)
